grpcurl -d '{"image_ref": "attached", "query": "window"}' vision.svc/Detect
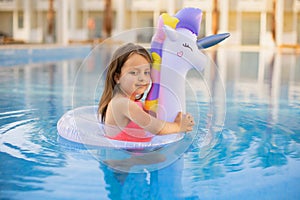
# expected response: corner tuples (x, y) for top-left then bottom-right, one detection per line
(18, 11), (23, 29)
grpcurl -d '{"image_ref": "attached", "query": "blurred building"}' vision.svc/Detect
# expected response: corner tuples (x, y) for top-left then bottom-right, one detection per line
(0, 0), (299, 46)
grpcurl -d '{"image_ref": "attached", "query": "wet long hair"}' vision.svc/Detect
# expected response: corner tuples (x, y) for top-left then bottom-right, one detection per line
(98, 43), (152, 122)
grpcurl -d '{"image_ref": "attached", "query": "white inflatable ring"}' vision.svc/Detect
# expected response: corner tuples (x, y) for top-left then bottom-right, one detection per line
(57, 106), (184, 150)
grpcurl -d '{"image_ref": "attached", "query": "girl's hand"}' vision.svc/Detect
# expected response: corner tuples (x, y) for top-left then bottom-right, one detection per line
(174, 112), (195, 132)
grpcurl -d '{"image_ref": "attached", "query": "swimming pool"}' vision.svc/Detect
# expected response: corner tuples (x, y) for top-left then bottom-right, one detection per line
(0, 45), (299, 199)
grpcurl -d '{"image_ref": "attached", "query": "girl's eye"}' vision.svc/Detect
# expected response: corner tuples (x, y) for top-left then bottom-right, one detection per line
(145, 71), (151, 76)
(129, 71), (138, 76)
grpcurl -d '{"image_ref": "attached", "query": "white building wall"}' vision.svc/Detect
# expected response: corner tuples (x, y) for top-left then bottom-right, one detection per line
(0, 0), (299, 46)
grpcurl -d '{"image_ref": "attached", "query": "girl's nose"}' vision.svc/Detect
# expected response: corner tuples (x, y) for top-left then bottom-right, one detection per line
(138, 74), (146, 82)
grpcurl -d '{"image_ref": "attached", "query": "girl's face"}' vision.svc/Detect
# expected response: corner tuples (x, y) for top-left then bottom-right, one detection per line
(116, 53), (151, 100)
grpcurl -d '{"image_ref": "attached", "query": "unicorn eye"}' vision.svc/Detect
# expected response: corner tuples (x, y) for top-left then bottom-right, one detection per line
(182, 43), (193, 52)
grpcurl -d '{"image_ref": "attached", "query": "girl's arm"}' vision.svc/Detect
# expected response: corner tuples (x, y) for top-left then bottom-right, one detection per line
(116, 98), (194, 135)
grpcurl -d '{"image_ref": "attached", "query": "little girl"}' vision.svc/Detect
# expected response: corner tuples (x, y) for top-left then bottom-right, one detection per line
(98, 43), (195, 142)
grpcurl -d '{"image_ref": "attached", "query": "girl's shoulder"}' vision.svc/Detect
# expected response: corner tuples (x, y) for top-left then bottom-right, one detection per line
(111, 96), (131, 105)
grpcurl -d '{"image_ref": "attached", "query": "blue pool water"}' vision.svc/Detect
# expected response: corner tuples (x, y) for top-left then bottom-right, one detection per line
(0, 46), (300, 199)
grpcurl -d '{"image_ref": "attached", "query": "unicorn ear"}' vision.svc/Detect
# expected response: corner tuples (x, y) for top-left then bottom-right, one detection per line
(163, 25), (178, 41)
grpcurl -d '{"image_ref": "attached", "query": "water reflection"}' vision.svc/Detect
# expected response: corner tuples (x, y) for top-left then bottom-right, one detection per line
(99, 157), (200, 199)
(182, 49), (300, 198)
(0, 48), (299, 199)
(0, 60), (81, 197)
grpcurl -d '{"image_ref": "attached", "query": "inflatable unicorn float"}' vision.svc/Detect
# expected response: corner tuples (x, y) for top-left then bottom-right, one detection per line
(145, 7), (229, 122)
(57, 7), (229, 149)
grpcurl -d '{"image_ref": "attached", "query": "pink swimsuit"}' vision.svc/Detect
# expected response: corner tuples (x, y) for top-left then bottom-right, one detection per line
(106, 101), (153, 142)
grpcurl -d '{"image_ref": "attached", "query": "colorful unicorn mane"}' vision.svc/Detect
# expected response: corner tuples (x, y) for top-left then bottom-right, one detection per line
(144, 14), (179, 113)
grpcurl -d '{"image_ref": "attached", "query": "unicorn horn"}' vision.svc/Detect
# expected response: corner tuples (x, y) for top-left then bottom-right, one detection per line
(197, 33), (230, 49)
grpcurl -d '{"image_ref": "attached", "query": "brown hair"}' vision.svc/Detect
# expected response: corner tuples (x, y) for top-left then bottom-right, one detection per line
(98, 43), (152, 122)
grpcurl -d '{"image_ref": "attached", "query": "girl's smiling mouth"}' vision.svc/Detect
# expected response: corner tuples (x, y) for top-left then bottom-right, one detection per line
(136, 84), (149, 87)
